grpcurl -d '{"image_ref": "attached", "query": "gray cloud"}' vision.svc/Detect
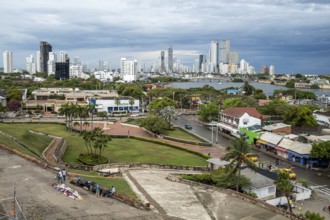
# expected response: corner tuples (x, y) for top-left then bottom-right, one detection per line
(0, 0), (329, 73)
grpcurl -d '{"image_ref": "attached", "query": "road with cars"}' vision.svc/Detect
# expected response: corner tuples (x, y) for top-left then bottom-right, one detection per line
(174, 115), (330, 196)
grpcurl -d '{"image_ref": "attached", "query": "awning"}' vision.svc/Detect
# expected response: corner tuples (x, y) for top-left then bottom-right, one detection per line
(257, 140), (267, 145)
(275, 146), (286, 152)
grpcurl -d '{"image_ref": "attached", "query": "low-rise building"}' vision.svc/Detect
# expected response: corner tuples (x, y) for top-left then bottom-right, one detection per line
(219, 107), (265, 138)
(313, 110), (330, 127)
(262, 123), (292, 134)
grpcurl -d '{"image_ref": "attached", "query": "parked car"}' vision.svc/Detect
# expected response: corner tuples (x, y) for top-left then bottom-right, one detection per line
(247, 155), (258, 162)
(279, 168), (296, 179)
(206, 121), (218, 127)
(185, 124), (192, 129)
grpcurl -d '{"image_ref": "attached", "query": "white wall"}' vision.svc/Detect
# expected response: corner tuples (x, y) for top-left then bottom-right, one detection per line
(239, 113), (261, 128)
(244, 185), (276, 200)
(314, 113), (330, 127)
(94, 99), (139, 113)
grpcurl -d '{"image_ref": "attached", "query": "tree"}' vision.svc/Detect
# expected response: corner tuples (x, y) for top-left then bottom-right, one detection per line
(0, 103), (7, 121)
(259, 99), (288, 115)
(242, 81), (255, 96)
(94, 133), (111, 157)
(7, 100), (21, 111)
(148, 97), (175, 115)
(275, 172), (294, 213)
(311, 141), (330, 168)
(159, 106), (177, 125)
(197, 102), (218, 122)
(6, 88), (22, 101)
(58, 103), (70, 125)
(129, 98), (135, 112)
(304, 211), (325, 220)
(284, 105), (317, 127)
(114, 97), (121, 110)
(141, 115), (169, 135)
(222, 137), (257, 191)
(222, 98), (248, 110)
(86, 102), (96, 129)
(76, 105), (87, 131)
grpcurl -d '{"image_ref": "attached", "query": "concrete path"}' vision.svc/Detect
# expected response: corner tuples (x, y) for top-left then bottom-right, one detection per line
(127, 169), (289, 220)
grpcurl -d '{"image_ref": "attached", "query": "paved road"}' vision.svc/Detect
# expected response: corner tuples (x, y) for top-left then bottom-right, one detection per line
(175, 115), (330, 197)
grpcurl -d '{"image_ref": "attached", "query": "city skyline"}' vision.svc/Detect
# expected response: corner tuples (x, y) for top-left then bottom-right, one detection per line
(0, 0), (329, 74)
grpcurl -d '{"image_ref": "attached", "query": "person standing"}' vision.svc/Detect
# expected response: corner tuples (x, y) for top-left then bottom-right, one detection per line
(95, 184), (100, 197)
(62, 169), (67, 182)
(58, 170), (63, 183)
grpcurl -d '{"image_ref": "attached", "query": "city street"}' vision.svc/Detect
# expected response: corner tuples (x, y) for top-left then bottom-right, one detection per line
(174, 115), (330, 197)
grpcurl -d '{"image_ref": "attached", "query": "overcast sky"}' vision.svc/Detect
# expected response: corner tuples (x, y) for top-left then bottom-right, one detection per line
(1, 0), (329, 74)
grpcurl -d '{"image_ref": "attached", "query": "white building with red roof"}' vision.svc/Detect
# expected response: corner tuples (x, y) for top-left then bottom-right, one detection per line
(219, 107), (265, 138)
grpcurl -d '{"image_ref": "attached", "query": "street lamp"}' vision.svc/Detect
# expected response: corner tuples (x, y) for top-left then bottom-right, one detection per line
(172, 92), (175, 102)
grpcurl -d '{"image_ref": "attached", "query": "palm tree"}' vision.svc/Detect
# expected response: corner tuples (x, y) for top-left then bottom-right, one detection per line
(58, 103), (70, 128)
(275, 172), (294, 213)
(76, 105), (87, 131)
(114, 97), (121, 112)
(222, 137), (257, 191)
(159, 106), (177, 126)
(86, 102), (96, 129)
(129, 98), (135, 113)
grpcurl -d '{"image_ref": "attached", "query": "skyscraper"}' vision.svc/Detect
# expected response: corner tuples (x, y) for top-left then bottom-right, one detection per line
(26, 54), (34, 74)
(3, 50), (13, 73)
(198, 54), (205, 72)
(36, 51), (41, 72)
(120, 58), (138, 82)
(55, 58), (70, 80)
(160, 51), (165, 73)
(60, 51), (68, 63)
(229, 51), (239, 64)
(209, 41), (219, 73)
(48, 52), (57, 75)
(168, 46), (173, 73)
(40, 41), (52, 73)
(220, 40), (230, 64)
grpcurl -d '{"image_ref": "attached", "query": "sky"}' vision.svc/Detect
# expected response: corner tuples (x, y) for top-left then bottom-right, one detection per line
(0, 0), (330, 74)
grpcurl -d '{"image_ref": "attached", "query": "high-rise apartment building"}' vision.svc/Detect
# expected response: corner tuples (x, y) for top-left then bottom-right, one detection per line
(26, 54), (35, 74)
(229, 51), (239, 64)
(120, 58), (138, 82)
(209, 41), (219, 71)
(198, 54), (205, 72)
(48, 52), (57, 75)
(55, 58), (70, 80)
(220, 40), (230, 64)
(3, 50), (13, 73)
(36, 51), (41, 72)
(269, 65), (275, 75)
(160, 51), (165, 73)
(40, 41), (52, 73)
(168, 46), (173, 73)
(60, 51), (68, 63)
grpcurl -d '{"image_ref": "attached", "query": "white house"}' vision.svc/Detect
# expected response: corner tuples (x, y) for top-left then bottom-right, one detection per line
(218, 107), (264, 138)
(241, 168), (276, 200)
(313, 110), (330, 127)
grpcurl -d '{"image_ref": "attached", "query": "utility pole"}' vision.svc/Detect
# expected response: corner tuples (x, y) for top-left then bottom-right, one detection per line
(216, 103), (220, 145)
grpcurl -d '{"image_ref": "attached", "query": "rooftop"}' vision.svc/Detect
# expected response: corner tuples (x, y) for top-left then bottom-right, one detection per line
(241, 168), (275, 189)
(263, 123), (291, 131)
(222, 107), (263, 119)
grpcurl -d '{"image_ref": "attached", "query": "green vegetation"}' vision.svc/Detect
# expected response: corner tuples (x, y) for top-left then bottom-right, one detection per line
(0, 133), (38, 158)
(275, 172), (294, 213)
(311, 141), (330, 168)
(163, 128), (201, 142)
(0, 126), (52, 156)
(304, 211), (325, 220)
(0, 123), (207, 166)
(197, 102), (218, 122)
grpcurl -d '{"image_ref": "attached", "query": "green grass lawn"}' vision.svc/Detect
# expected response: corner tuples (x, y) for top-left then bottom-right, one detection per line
(0, 125), (53, 156)
(0, 123), (207, 166)
(67, 168), (136, 199)
(162, 128), (202, 142)
(0, 133), (38, 158)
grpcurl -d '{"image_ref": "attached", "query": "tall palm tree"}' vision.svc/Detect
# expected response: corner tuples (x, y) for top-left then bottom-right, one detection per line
(222, 137), (257, 191)
(86, 102), (96, 129)
(275, 172), (294, 213)
(58, 103), (70, 128)
(129, 98), (135, 112)
(76, 105), (87, 131)
(114, 97), (121, 112)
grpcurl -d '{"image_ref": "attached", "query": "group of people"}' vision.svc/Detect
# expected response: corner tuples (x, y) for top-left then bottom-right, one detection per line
(75, 176), (116, 198)
(56, 169), (67, 184)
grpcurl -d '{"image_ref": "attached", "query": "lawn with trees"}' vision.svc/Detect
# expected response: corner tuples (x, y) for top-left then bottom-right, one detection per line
(0, 123), (207, 166)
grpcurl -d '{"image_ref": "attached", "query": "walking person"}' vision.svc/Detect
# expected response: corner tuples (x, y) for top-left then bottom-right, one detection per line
(95, 184), (100, 197)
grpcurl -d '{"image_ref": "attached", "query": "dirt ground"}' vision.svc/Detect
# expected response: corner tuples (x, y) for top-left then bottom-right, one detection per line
(0, 150), (163, 220)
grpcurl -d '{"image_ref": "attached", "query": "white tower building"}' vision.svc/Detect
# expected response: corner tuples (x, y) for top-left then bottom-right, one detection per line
(269, 65), (275, 75)
(3, 50), (13, 73)
(26, 54), (35, 74)
(60, 51), (68, 62)
(120, 58), (139, 82)
(209, 41), (219, 73)
(36, 51), (41, 72)
(48, 52), (57, 75)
